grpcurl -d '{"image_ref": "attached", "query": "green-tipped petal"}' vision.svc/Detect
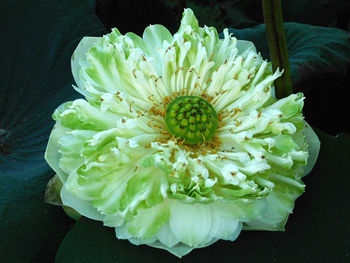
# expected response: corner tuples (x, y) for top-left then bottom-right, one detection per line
(127, 202), (169, 239)
(54, 99), (117, 130)
(179, 8), (199, 32)
(142, 24), (173, 74)
(243, 189), (299, 231)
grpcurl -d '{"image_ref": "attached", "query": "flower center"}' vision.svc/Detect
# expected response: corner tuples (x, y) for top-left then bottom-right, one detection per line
(165, 96), (218, 144)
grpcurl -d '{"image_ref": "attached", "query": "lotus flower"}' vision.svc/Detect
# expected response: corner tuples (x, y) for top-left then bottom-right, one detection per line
(45, 9), (320, 257)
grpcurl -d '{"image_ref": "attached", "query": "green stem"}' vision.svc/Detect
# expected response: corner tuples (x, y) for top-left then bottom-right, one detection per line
(262, 0), (292, 98)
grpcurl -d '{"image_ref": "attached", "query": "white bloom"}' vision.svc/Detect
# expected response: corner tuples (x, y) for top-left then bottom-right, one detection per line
(45, 9), (320, 257)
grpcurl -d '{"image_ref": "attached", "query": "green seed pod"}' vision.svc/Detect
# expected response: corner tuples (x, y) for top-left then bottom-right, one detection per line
(165, 96), (218, 144)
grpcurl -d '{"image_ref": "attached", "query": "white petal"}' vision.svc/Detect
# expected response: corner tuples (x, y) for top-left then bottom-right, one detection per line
(148, 241), (194, 258)
(169, 200), (212, 247)
(45, 121), (70, 183)
(148, 238), (218, 258)
(71, 37), (101, 91)
(60, 185), (104, 221)
(303, 122), (320, 176)
(209, 209), (241, 241)
(156, 222), (179, 248)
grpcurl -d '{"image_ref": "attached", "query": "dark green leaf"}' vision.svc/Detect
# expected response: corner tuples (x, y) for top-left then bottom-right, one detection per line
(0, 0), (106, 262)
(56, 130), (350, 262)
(281, 0), (348, 28)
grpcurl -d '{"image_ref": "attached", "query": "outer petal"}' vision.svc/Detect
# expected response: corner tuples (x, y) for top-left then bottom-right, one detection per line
(71, 36), (101, 94)
(121, 202), (170, 240)
(54, 99), (118, 131)
(209, 206), (241, 241)
(303, 122), (320, 175)
(244, 169), (305, 231)
(112, 199), (244, 258)
(61, 185), (104, 221)
(243, 190), (298, 231)
(168, 200), (243, 247)
(149, 241), (195, 258)
(149, 239), (218, 258)
(156, 222), (179, 248)
(45, 121), (70, 182)
(168, 200), (212, 247)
